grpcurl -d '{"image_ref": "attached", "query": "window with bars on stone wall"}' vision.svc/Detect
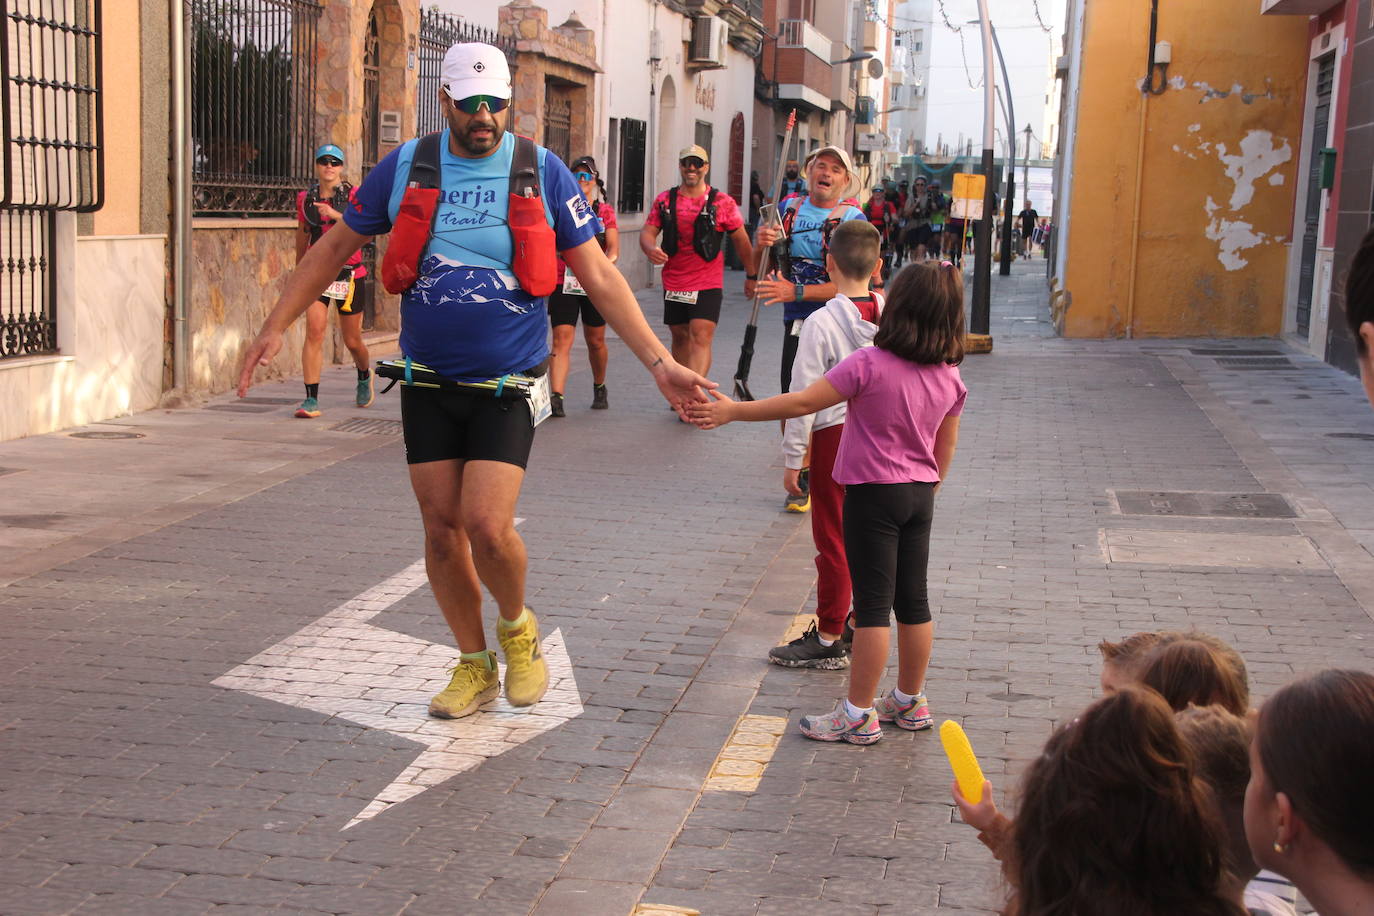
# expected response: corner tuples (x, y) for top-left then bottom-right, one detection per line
(188, 0), (321, 216)
(1, 0), (103, 360)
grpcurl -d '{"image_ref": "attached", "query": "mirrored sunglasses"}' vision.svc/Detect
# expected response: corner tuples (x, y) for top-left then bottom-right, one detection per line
(452, 94), (510, 115)
(679, 157), (705, 169)
(573, 171), (595, 182)
(316, 157), (342, 167)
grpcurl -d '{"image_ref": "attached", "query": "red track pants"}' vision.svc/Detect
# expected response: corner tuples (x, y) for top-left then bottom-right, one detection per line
(809, 422), (850, 635)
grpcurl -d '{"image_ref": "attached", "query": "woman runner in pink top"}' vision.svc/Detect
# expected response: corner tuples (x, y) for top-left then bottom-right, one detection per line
(689, 261), (966, 744)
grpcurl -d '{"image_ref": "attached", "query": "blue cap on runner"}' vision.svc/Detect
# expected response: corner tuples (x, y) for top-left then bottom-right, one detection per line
(315, 144), (345, 163)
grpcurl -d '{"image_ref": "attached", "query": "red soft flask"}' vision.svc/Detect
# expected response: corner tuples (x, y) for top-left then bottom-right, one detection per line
(507, 190), (558, 297)
(380, 186), (439, 294)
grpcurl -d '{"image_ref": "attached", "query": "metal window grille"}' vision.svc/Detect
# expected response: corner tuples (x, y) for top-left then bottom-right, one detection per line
(544, 87), (571, 165)
(1, 208), (56, 358)
(1, 0), (103, 211)
(189, 0), (321, 216)
(417, 10), (514, 137)
(618, 118), (645, 213)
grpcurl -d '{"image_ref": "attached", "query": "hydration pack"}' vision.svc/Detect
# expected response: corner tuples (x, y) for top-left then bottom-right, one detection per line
(302, 181), (353, 245)
(657, 187), (724, 262)
(380, 132), (557, 297)
(775, 197), (852, 280)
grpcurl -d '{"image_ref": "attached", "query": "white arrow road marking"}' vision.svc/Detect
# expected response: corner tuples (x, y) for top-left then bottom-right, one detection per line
(212, 550), (582, 830)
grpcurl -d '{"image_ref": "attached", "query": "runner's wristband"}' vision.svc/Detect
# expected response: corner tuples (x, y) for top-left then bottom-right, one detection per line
(746, 274), (757, 280)
(794, 283), (805, 302)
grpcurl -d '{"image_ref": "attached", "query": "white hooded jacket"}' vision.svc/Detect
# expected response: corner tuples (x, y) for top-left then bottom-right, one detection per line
(781, 292), (882, 470)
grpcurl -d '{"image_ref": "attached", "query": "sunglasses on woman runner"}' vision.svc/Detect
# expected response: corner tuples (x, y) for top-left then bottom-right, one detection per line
(573, 171), (595, 182)
(452, 94), (511, 115)
(316, 156), (342, 167)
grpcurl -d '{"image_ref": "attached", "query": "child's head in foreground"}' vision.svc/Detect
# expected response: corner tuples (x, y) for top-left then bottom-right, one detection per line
(825, 219), (881, 285)
(1007, 687), (1243, 916)
(874, 261), (965, 366)
(1098, 629), (1250, 712)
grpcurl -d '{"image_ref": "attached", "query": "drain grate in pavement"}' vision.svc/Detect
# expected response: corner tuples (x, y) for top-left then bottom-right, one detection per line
(1189, 347), (1283, 356)
(329, 417), (403, 435)
(1214, 357), (1295, 369)
(69, 430), (146, 439)
(1115, 491), (1297, 519)
(205, 403), (275, 413)
(1327, 432), (1374, 441)
(237, 396), (300, 405)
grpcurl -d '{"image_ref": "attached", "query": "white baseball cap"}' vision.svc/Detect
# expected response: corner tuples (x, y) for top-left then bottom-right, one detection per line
(442, 42), (512, 102)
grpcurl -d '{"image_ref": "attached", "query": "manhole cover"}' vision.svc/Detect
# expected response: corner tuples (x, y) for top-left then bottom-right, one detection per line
(1115, 491), (1296, 519)
(329, 417), (403, 436)
(69, 430), (145, 439)
(205, 404), (275, 413)
(237, 397), (300, 405)
(1214, 357), (1295, 369)
(1327, 432), (1374, 441)
(1189, 347), (1283, 356)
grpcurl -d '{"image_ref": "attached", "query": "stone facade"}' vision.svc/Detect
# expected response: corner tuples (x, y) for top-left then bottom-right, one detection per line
(499, 0), (600, 163)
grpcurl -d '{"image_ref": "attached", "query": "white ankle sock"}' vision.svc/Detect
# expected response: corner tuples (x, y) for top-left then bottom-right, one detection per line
(843, 699), (871, 720)
(817, 635), (836, 647)
(892, 687), (914, 705)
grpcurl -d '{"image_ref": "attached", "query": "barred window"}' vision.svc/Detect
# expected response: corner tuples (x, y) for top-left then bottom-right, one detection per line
(1, 0), (103, 211)
(189, 0), (321, 216)
(2, 0), (102, 361)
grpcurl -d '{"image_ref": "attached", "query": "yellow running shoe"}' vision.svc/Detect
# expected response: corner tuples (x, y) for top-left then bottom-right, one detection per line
(498, 609), (549, 707)
(428, 653), (498, 719)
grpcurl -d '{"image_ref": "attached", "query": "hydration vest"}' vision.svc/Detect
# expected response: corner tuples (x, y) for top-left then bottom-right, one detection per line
(380, 132), (557, 297)
(657, 187), (725, 262)
(302, 181), (353, 245)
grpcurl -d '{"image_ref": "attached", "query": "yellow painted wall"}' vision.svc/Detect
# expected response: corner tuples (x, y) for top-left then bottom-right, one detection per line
(93, 2), (141, 236)
(1062, 0), (1309, 337)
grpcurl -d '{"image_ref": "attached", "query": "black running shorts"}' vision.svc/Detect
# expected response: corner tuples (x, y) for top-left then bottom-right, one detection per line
(548, 289), (607, 328)
(400, 385), (536, 468)
(663, 288), (723, 326)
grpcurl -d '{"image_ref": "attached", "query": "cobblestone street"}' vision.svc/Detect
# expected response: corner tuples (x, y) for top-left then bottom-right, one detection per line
(2, 258), (1373, 915)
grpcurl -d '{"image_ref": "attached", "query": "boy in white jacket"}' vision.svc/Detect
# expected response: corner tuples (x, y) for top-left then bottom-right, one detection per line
(770, 220), (884, 668)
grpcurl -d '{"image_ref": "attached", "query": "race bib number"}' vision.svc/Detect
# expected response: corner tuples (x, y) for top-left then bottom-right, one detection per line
(561, 272), (588, 296)
(528, 374), (552, 427)
(324, 279), (351, 300)
(664, 289), (699, 304)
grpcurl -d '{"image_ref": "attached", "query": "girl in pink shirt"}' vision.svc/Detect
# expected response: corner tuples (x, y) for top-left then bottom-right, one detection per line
(690, 262), (966, 744)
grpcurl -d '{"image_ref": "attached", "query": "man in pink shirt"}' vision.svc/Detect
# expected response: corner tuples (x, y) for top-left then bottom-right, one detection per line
(641, 145), (754, 376)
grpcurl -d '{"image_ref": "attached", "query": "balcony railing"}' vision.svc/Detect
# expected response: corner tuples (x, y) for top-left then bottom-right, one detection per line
(778, 18), (831, 60)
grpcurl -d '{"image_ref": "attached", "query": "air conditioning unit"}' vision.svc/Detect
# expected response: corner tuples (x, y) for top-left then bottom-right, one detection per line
(689, 16), (727, 68)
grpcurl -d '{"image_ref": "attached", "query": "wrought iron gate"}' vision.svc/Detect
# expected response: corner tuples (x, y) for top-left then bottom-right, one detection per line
(544, 89), (571, 165)
(417, 10), (514, 137)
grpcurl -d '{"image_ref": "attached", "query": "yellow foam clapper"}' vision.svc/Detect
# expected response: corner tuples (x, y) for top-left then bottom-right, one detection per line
(940, 719), (985, 805)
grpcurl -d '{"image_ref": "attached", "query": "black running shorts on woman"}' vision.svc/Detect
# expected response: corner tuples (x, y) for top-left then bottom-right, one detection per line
(547, 289), (607, 328)
(400, 385), (536, 468)
(843, 482), (937, 628)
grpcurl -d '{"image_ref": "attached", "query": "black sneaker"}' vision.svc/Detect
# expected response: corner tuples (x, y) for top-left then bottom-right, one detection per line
(551, 393), (565, 418)
(591, 383), (608, 410)
(768, 622), (851, 669)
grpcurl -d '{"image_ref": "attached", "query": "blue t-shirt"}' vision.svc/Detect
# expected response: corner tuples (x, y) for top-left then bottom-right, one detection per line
(782, 198), (866, 321)
(345, 131), (599, 382)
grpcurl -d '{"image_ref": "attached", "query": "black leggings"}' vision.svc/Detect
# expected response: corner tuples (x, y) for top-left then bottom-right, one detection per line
(843, 482), (936, 628)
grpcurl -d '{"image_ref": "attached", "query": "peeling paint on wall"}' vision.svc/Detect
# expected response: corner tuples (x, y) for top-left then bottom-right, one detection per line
(1190, 80), (1276, 104)
(1175, 129), (1291, 271)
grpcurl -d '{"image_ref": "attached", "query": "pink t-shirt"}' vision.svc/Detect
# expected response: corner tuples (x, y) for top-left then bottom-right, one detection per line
(825, 346), (967, 485)
(297, 187), (366, 277)
(645, 186), (743, 292)
(556, 199), (617, 283)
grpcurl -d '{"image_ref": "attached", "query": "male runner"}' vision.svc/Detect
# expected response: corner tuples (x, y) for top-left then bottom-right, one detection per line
(237, 43), (711, 719)
(641, 145), (753, 377)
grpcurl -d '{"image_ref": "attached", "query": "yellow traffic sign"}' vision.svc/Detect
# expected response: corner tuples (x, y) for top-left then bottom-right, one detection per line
(950, 172), (985, 220)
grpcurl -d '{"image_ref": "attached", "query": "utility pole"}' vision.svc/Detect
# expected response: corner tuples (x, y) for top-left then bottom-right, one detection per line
(986, 21), (1015, 278)
(1023, 122), (1033, 196)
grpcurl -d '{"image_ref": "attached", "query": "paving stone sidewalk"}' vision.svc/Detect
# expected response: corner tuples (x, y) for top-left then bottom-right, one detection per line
(1, 259), (1372, 915)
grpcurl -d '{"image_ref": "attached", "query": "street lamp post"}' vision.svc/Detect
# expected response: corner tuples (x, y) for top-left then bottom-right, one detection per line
(970, 0), (995, 342)
(971, 17), (1016, 277)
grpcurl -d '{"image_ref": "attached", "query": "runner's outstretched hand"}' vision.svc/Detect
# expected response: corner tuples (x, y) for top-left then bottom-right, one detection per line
(236, 329), (285, 397)
(654, 361), (715, 420)
(686, 388), (736, 430)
